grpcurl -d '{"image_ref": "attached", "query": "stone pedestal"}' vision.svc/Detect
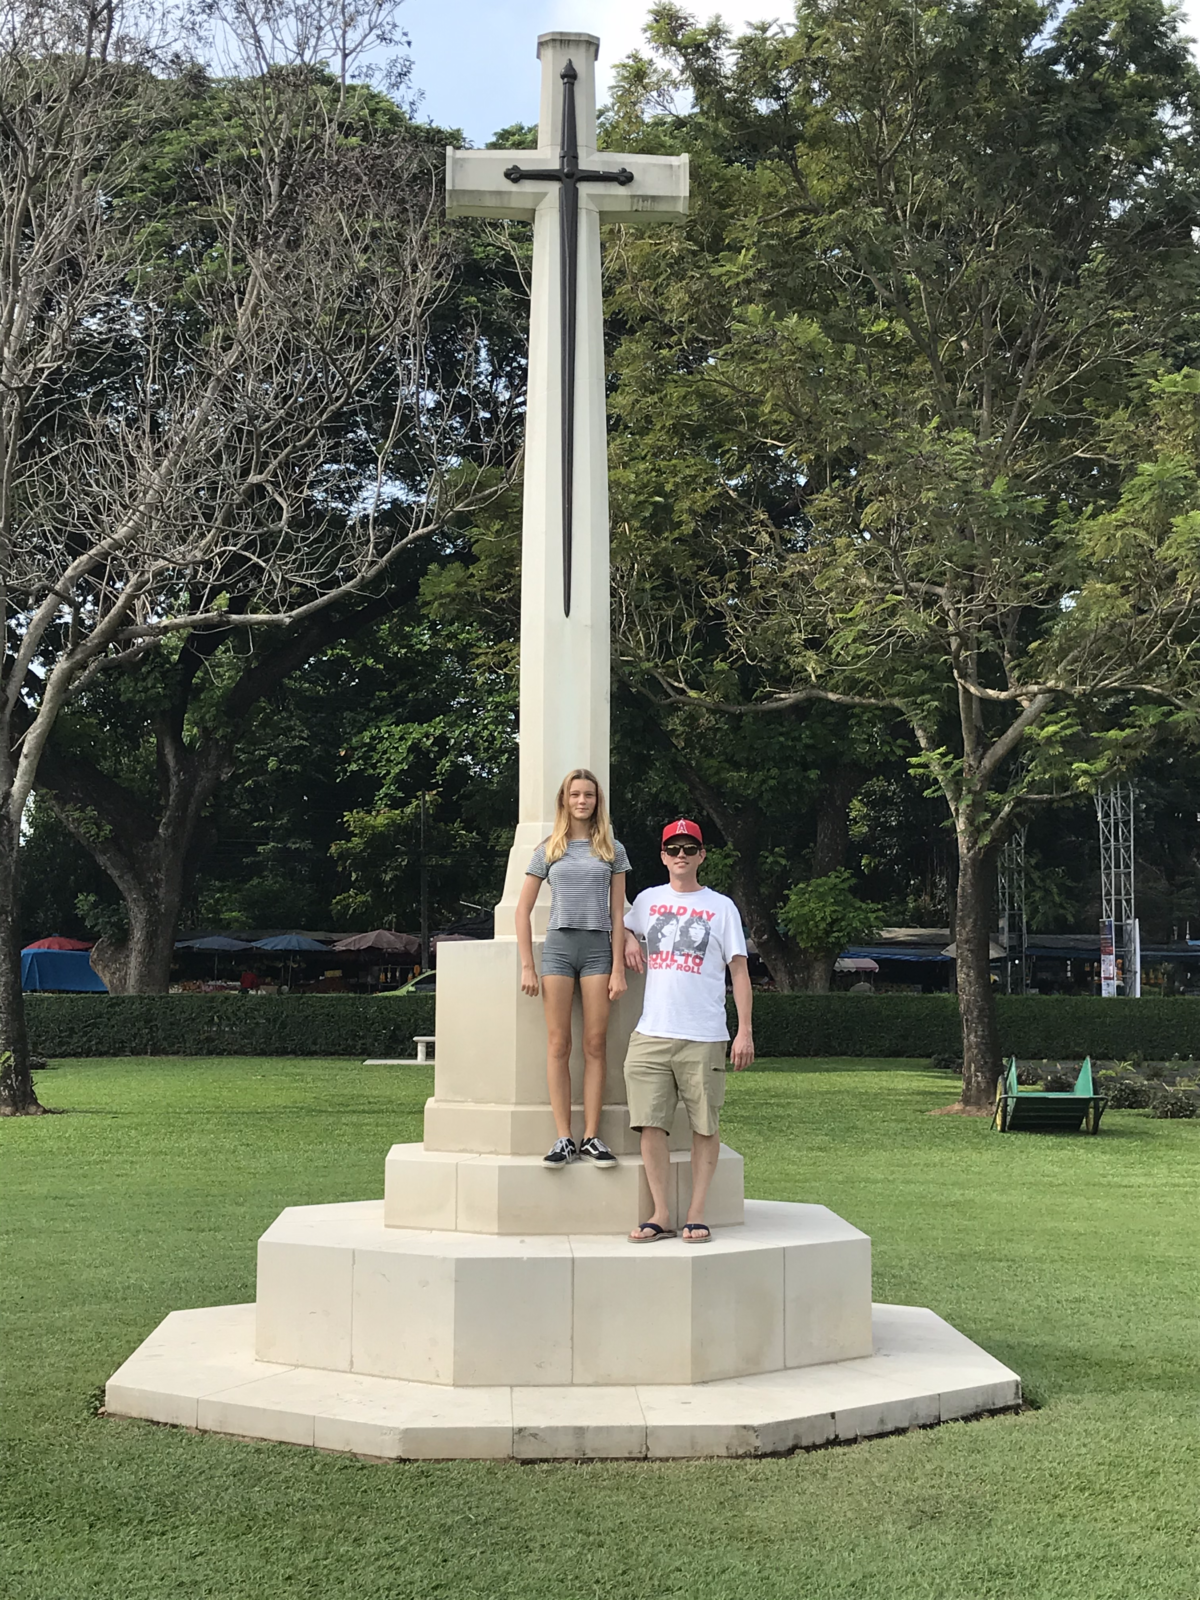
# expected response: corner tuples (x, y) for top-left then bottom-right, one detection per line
(254, 1200), (871, 1386)
(106, 934), (1021, 1456)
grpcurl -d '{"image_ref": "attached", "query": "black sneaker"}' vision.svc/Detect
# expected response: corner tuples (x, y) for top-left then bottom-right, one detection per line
(543, 1136), (577, 1168)
(578, 1136), (617, 1168)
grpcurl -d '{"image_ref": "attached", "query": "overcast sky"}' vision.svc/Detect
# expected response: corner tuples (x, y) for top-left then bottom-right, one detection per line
(400, 0), (1200, 146)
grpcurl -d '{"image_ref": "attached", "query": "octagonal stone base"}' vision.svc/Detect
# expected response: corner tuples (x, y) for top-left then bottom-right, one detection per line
(105, 1300), (1021, 1459)
(256, 1199), (871, 1386)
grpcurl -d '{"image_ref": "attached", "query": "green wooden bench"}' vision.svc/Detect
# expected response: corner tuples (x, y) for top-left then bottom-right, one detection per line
(994, 1057), (1107, 1135)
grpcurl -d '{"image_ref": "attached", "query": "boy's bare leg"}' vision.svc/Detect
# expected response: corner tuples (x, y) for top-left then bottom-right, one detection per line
(685, 1130), (720, 1225)
(629, 1127), (672, 1238)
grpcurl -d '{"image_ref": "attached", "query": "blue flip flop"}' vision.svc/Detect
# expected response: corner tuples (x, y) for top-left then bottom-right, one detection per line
(629, 1222), (676, 1243)
(682, 1222), (712, 1243)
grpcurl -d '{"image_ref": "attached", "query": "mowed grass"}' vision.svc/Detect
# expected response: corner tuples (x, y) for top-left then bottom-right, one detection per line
(2, 1055), (1197, 1600)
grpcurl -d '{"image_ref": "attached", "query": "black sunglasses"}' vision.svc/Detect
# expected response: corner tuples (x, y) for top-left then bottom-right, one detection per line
(663, 841), (701, 857)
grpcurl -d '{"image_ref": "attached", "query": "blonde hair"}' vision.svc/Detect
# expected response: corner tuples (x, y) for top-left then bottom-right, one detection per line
(544, 768), (615, 865)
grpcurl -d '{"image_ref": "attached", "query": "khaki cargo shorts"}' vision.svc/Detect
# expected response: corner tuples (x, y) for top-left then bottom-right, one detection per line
(623, 1030), (728, 1136)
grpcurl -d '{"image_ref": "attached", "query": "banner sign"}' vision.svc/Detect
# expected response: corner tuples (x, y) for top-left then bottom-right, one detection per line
(1100, 918), (1116, 998)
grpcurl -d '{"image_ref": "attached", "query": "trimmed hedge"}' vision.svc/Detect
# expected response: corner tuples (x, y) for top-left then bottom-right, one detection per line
(26, 993), (436, 1059)
(747, 993), (1200, 1061)
(25, 989), (1200, 1062)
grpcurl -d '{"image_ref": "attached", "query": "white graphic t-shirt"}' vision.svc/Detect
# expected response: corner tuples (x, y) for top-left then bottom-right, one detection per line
(625, 885), (748, 1043)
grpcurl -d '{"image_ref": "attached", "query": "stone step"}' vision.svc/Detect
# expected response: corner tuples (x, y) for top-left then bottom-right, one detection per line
(105, 1300), (1021, 1459)
(254, 1198), (870, 1387)
(383, 1140), (744, 1234)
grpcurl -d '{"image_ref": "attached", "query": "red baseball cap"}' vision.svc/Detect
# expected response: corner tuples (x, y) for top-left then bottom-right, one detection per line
(662, 818), (704, 846)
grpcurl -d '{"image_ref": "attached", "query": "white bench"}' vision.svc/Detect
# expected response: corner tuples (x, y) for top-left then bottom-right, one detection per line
(364, 1035), (435, 1067)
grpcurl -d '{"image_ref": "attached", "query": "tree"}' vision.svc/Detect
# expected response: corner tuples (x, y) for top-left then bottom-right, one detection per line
(604, 0), (1200, 1106)
(776, 870), (881, 989)
(0, 0), (512, 1111)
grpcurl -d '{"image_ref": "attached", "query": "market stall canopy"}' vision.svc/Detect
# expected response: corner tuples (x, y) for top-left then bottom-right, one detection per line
(835, 957), (879, 973)
(331, 930), (420, 955)
(176, 935), (253, 952)
(252, 934), (330, 952)
(23, 935), (93, 951)
(941, 939), (1008, 960)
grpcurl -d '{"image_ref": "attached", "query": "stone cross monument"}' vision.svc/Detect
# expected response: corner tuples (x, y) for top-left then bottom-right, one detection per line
(105, 33), (1019, 1463)
(445, 33), (688, 935)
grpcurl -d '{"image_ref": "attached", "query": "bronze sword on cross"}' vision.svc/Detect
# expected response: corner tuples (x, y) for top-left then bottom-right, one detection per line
(502, 62), (633, 617)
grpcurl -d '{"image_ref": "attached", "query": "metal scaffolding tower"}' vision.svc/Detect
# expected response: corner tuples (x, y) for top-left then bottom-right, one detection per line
(998, 828), (1028, 994)
(1095, 783), (1139, 997)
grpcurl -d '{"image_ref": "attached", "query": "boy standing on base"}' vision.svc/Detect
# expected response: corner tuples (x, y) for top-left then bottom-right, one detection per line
(622, 819), (754, 1243)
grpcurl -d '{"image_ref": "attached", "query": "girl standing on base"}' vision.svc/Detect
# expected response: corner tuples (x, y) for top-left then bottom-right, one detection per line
(515, 768), (630, 1168)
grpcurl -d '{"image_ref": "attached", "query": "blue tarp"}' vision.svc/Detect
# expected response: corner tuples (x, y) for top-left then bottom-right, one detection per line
(21, 949), (107, 992)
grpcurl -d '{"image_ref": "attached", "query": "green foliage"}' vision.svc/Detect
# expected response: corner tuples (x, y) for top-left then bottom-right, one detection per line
(1104, 1072), (1163, 1109)
(776, 870), (881, 956)
(1151, 1087), (1200, 1118)
(25, 995), (434, 1059)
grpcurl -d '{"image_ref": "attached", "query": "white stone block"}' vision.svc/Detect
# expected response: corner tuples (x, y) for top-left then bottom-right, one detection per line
(512, 1386), (646, 1459)
(690, 1241), (785, 1382)
(453, 1151), (666, 1237)
(382, 1144), (461, 1229)
(572, 1247), (692, 1385)
(105, 1304), (278, 1428)
(940, 1380), (1020, 1420)
(310, 1374), (513, 1459)
(431, 938), (645, 1109)
(198, 1372), (317, 1447)
(452, 1252), (574, 1386)
(352, 1244), (457, 1383)
(258, 1202), (581, 1386)
(255, 1228), (352, 1370)
(785, 1236), (873, 1367)
(677, 1144), (745, 1228)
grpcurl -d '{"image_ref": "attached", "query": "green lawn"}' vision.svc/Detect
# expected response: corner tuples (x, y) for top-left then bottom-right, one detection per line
(3, 1056), (1197, 1600)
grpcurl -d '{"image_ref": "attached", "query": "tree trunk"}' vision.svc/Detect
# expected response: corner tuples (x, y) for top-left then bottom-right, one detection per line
(90, 876), (190, 994)
(796, 951), (838, 992)
(39, 739), (231, 994)
(0, 812), (44, 1115)
(955, 841), (1001, 1109)
(797, 764), (865, 992)
(812, 765), (862, 877)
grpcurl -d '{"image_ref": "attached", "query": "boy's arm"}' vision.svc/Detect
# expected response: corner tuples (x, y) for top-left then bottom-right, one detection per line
(623, 895), (646, 972)
(728, 954), (755, 1070)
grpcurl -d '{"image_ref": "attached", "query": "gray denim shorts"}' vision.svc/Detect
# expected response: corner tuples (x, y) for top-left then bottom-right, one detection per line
(541, 928), (613, 979)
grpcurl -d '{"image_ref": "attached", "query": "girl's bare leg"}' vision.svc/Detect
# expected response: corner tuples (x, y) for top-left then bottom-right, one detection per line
(578, 974), (612, 1139)
(541, 975), (576, 1138)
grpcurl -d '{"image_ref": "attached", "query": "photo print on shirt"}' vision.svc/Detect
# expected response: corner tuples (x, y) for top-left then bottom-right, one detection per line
(646, 904), (714, 974)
